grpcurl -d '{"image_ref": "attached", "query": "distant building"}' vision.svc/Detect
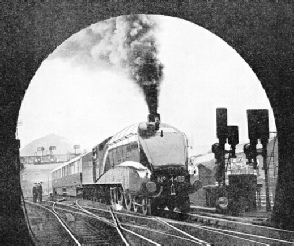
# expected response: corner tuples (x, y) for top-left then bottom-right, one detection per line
(20, 153), (80, 165)
(20, 153), (81, 197)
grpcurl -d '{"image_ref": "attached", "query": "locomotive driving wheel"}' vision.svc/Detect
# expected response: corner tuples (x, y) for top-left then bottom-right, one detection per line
(110, 188), (116, 205)
(124, 192), (132, 211)
(133, 196), (139, 213)
(142, 197), (148, 215)
(116, 187), (124, 207)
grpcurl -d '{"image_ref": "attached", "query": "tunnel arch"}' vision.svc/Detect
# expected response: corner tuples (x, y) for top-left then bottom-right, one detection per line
(1, 1), (294, 243)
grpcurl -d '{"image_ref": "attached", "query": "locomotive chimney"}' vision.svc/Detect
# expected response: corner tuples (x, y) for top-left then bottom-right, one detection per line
(147, 113), (160, 130)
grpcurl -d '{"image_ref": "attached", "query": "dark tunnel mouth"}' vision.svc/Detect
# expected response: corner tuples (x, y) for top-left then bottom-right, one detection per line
(4, 4), (294, 241)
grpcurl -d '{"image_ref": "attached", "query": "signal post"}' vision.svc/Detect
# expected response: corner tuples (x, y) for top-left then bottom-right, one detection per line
(244, 109), (271, 212)
(212, 108), (228, 186)
(211, 108), (270, 214)
(210, 108), (240, 213)
(212, 108), (239, 187)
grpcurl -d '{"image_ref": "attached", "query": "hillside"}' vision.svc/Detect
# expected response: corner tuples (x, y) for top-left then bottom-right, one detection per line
(20, 133), (77, 156)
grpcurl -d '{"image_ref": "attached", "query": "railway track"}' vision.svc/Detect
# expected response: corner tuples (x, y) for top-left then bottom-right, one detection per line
(25, 200), (126, 245)
(76, 199), (294, 245)
(24, 201), (81, 245)
(186, 211), (294, 245)
(25, 199), (294, 245)
(51, 201), (127, 245)
(75, 200), (208, 245)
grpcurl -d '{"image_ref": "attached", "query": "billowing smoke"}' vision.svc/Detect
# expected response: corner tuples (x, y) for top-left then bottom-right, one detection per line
(52, 14), (163, 115)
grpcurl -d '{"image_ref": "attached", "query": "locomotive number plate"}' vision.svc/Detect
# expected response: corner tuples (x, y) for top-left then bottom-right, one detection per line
(174, 176), (185, 182)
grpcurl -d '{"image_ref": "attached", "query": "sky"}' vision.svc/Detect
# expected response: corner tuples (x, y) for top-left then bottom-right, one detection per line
(18, 15), (276, 155)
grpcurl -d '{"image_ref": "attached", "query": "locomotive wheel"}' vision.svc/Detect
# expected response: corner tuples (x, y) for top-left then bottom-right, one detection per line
(116, 187), (124, 206)
(124, 193), (132, 211)
(110, 188), (116, 205)
(133, 197), (139, 213)
(142, 197), (148, 215)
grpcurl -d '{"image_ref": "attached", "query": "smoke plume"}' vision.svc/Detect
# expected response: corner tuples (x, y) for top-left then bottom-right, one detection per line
(52, 14), (163, 115)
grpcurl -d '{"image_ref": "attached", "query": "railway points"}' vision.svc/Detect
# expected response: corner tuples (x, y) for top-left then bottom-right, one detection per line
(24, 200), (125, 245)
(24, 200), (81, 245)
(23, 193), (294, 246)
(77, 198), (294, 245)
(77, 199), (210, 245)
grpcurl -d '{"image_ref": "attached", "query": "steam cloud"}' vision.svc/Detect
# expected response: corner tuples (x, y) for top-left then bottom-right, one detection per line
(53, 14), (163, 115)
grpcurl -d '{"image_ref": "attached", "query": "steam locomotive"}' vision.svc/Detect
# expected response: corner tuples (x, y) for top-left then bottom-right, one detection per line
(51, 114), (201, 215)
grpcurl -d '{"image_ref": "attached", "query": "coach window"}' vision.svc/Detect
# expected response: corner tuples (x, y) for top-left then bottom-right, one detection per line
(77, 160), (80, 173)
(75, 161), (78, 173)
(70, 163), (74, 174)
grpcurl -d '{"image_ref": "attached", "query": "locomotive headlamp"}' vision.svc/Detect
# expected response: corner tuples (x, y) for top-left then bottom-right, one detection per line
(216, 196), (229, 210)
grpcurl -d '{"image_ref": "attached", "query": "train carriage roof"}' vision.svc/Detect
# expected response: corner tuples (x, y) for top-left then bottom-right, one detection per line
(51, 152), (91, 173)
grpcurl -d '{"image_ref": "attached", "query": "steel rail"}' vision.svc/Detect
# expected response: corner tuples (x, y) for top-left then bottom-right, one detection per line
(75, 200), (130, 245)
(121, 222), (206, 245)
(197, 224), (269, 246)
(75, 200), (292, 245)
(77, 202), (161, 245)
(187, 211), (294, 243)
(155, 217), (210, 246)
(51, 202), (82, 246)
(119, 225), (161, 246)
(77, 201), (209, 245)
(74, 201), (115, 226)
(165, 218), (270, 246)
(26, 201), (81, 246)
(109, 206), (130, 246)
(76, 200), (162, 246)
(200, 225), (293, 245)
